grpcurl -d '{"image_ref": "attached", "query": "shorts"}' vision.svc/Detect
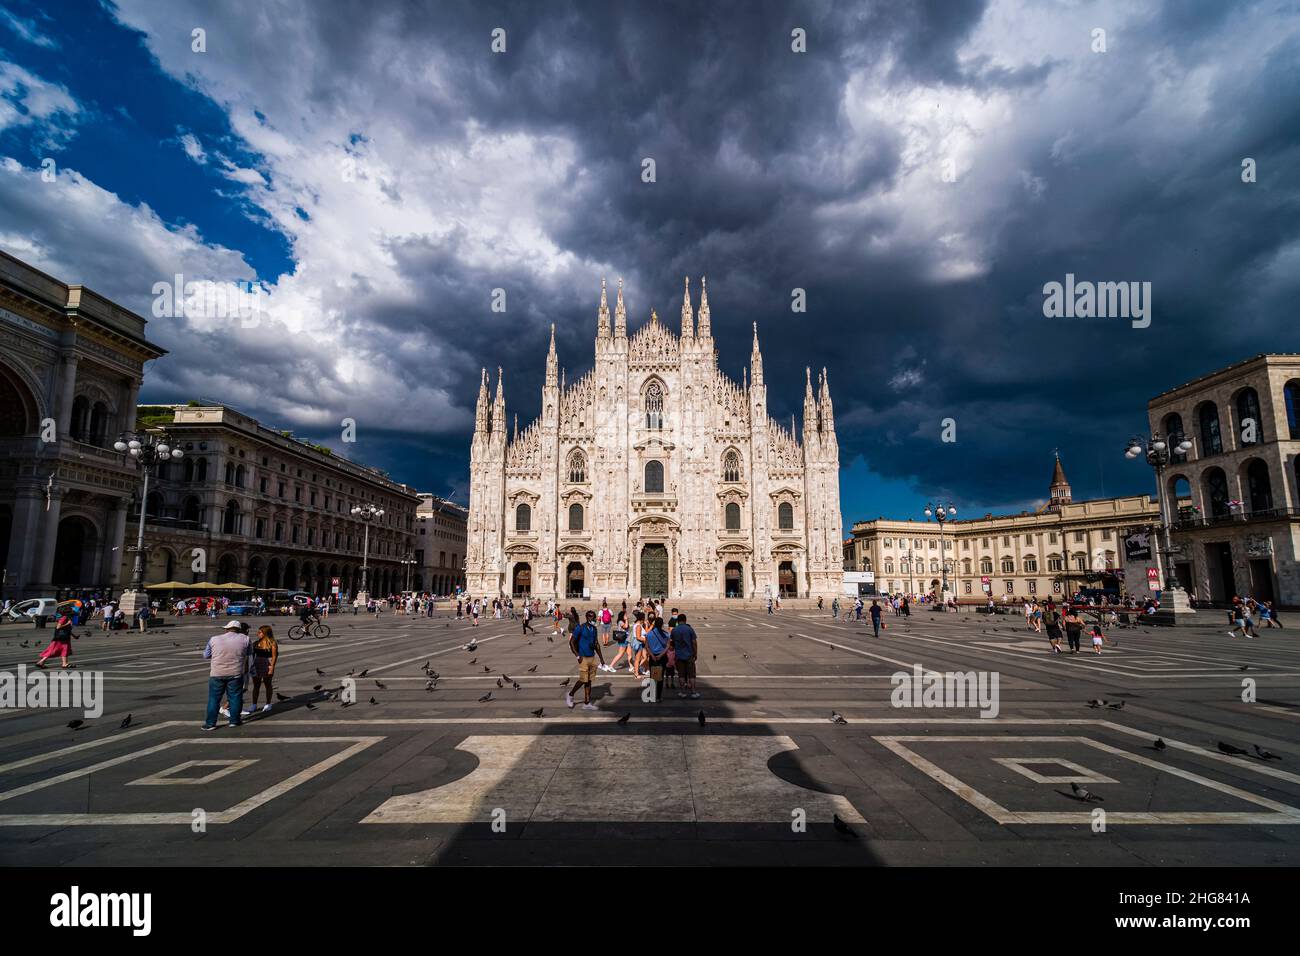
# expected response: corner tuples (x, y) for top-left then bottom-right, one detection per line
(675, 658), (695, 680)
(577, 656), (598, 682)
(1092, 636), (1103, 646)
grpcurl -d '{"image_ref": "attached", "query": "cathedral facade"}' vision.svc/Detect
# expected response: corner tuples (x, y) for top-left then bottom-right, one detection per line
(465, 278), (842, 601)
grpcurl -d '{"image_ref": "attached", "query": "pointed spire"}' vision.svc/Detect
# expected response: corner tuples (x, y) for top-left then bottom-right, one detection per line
(597, 277), (610, 338)
(475, 367), (490, 432)
(680, 276), (694, 338)
(750, 321), (764, 386)
(492, 367), (505, 433)
(513, 413), (518, 442)
(820, 366), (834, 431)
(545, 323), (558, 388)
(696, 276), (711, 337)
(614, 277), (627, 338)
(650, 307), (659, 325)
(803, 366), (818, 438)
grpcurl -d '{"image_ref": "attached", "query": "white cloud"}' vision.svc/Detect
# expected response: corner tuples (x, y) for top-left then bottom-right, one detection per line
(0, 62), (79, 146)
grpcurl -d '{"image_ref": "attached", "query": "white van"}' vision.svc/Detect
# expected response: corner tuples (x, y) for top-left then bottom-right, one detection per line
(4, 597), (59, 622)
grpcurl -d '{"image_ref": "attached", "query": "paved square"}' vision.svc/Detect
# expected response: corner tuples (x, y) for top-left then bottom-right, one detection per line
(1, 605), (1298, 865)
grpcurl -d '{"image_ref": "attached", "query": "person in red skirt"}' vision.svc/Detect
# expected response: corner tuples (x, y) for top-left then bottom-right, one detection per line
(35, 611), (76, 669)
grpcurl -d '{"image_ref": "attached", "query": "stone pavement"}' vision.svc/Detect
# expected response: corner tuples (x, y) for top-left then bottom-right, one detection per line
(1, 605), (1298, 866)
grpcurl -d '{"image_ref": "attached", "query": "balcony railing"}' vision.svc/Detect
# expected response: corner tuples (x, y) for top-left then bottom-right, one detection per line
(1172, 507), (1300, 529)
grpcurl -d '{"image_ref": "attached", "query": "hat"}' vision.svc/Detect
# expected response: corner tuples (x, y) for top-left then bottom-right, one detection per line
(223, 620), (243, 630)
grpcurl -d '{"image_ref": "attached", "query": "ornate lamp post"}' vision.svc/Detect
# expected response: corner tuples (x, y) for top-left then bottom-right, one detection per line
(1125, 432), (1197, 624)
(923, 502), (957, 603)
(351, 503), (383, 604)
(114, 429), (183, 617)
(400, 553), (417, 594)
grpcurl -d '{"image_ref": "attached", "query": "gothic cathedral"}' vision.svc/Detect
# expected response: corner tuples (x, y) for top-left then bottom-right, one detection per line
(465, 278), (842, 600)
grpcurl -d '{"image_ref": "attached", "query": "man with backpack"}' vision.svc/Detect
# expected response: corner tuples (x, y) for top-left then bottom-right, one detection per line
(565, 610), (604, 711)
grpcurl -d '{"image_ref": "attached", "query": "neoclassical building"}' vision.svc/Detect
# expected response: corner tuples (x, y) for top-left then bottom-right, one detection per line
(466, 278), (843, 600)
(415, 492), (467, 595)
(0, 250), (165, 601)
(1148, 353), (1300, 605)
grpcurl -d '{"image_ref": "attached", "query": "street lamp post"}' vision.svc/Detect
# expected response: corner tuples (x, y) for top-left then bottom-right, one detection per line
(1125, 432), (1197, 624)
(114, 429), (183, 618)
(923, 502), (957, 606)
(400, 554), (416, 594)
(351, 503), (384, 605)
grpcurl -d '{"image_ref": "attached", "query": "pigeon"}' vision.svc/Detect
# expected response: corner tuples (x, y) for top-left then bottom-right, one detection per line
(369, 697), (378, 705)
(421, 661), (430, 672)
(832, 814), (858, 837)
(512, 682), (520, 691)
(305, 702), (316, 710)
(478, 692), (493, 703)
(375, 680), (386, 690)
(1106, 700), (1125, 710)
(119, 714), (132, 729)
(1254, 745), (1281, 761)
(1218, 741), (1249, 756)
(1071, 783), (1103, 802)
(531, 707), (544, 717)
(527, 665), (538, 673)
(1153, 738), (1166, 751)
(313, 684), (323, 691)
(316, 668), (326, 676)
(502, 674), (512, 683)
(496, 678), (503, 688)
(465, 641), (478, 652)
(697, 710), (706, 727)
(560, 678), (570, 687)
(469, 658), (477, 665)
(1239, 665), (1249, 672)
(1086, 699), (1105, 709)
(276, 693), (291, 702)
(617, 713), (630, 725)
(483, 666), (491, 673)
(67, 719), (84, 730)
(172, 642), (179, 647)
(358, 669), (369, 678)
(831, 711), (848, 725)
(425, 681), (437, 692)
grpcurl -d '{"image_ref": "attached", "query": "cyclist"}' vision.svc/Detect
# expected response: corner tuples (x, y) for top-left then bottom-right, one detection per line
(297, 598), (320, 632)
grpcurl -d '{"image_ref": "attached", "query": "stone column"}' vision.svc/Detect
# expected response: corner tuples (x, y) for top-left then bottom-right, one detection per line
(121, 376), (141, 435)
(33, 488), (65, 589)
(55, 352), (80, 437)
(4, 487), (44, 598)
(104, 498), (129, 587)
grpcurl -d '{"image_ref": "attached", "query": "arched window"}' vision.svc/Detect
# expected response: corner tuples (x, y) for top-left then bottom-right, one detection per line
(1235, 388), (1262, 443)
(1245, 459), (1273, 513)
(70, 396), (90, 441)
(645, 382), (664, 430)
(1286, 380), (1300, 440)
(222, 500), (240, 535)
(235, 464), (246, 488)
(885, 561), (894, 574)
(1000, 556), (1014, 573)
(778, 502), (794, 530)
(1198, 402), (1222, 455)
(515, 502), (531, 532)
(1024, 555), (1038, 572)
(723, 450), (741, 483)
(980, 557), (993, 574)
(645, 460), (664, 493)
(725, 502), (741, 530)
(1163, 412), (1187, 463)
(568, 502), (584, 531)
(567, 450), (586, 484)
(225, 462), (236, 485)
(1047, 554), (1063, 571)
(1203, 467), (1230, 519)
(195, 458), (208, 482)
(88, 401), (109, 446)
(181, 495), (201, 524)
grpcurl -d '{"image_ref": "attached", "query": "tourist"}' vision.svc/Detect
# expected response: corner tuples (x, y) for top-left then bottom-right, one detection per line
(831, 596), (840, 619)
(34, 610), (76, 669)
(869, 599), (883, 637)
(137, 601), (151, 633)
(630, 610), (649, 678)
(1063, 607), (1084, 654)
(1090, 623), (1108, 655)
(1265, 601), (1283, 628)
(470, 598), (480, 627)
(244, 625), (278, 715)
(608, 611), (632, 671)
(1043, 601), (1064, 654)
(565, 610), (603, 710)
(202, 620), (251, 730)
(1229, 601), (1253, 639)
(854, 597), (864, 621)
(671, 612), (699, 699)
(644, 615), (671, 702)
(817, 596), (824, 612)
(521, 601), (535, 635)
(599, 600), (613, 646)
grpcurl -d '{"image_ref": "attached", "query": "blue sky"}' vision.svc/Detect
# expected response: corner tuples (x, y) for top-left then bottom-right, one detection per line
(2, 0), (1298, 525)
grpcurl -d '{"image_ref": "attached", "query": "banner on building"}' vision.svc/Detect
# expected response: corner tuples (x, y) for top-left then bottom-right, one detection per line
(1123, 527), (1154, 562)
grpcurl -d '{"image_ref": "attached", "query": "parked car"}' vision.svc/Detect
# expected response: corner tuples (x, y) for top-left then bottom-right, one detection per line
(4, 597), (59, 622)
(225, 601), (262, 616)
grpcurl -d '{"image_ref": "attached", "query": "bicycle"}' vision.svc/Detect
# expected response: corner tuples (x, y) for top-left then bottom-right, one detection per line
(287, 621), (331, 640)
